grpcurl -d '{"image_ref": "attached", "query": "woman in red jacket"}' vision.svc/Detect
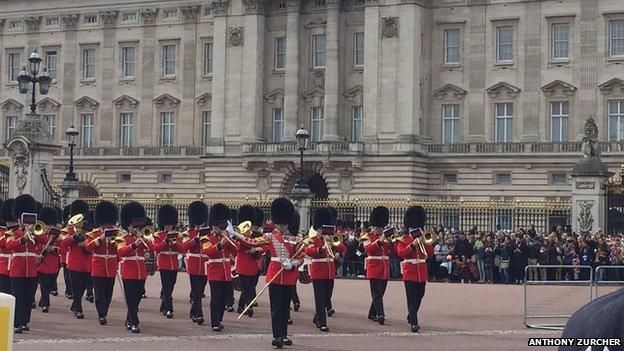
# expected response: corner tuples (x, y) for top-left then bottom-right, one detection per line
(154, 204), (181, 319)
(36, 207), (61, 313)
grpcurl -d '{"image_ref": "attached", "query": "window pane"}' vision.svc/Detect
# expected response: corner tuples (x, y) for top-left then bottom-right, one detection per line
(313, 35), (326, 68)
(444, 29), (460, 64)
(275, 37), (286, 70)
(611, 20), (624, 57)
(505, 118), (513, 141)
(497, 26), (514, 61)
(202, 111), (211, 146)
(552, 23), (569, 59)
(354, 32), (364, 66)
(163, 45), (175, 75)
(204, 42), (213, 74)
(609, 115), (619, 141)
(46, 51), (57, 79)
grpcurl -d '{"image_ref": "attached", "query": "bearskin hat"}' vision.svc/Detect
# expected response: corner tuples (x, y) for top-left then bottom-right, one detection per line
(237, 205), (256, 224)
(328, 207), (338, 223)
(39, 207), (59, 226)
(95, 201), (119, 226)
(53, 206), (63, 224)
(369, 206), (389, 228)
(157, 204), (178, 228)
(363, 220), (370, 229)
(313, 207), (334, 229)
(13, 194), (38, 219)
(120, 201), (146, 230)
(86, 210), (95, 225)
(36, 201), (43, 213)
(187, 201), (208, 226)
(62, 205), (71, 223)
(288, 212), (301, 235)
(230, 209), (238, 224)
(208, 203), (230, 226)
(253, 207), (265, 227)
(270, 198), (295, 225)
(0, 199), (4, 226)
(70, 200), (89, 217)
(344, 220), (355, 230)
(404, 205), (427, 229)
(2, 199), (14, 223)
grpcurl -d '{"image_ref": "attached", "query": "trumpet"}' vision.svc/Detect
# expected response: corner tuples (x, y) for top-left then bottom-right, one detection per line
(388, 233), (403, 244)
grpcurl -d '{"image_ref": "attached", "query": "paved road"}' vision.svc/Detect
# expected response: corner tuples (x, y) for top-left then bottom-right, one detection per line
(13, 275), (559, 351)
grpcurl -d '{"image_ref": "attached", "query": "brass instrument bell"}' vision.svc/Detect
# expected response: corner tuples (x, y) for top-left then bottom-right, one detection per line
(33, 221), (46, 236)
(67, 214), (84, 226)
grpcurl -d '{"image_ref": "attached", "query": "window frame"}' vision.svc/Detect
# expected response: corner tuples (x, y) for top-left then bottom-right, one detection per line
(119, 112), (134, 148)
(202, 110), (212, 146)
(496, 25), (514, 63)
(353, 32), (365, 68)
(274, 36), (286, 71)
(442, 104), (460, 143)
(272, 108), (284, 142)
(311, 106), (324, 142)
(312, 34), (326, 70)
(609, 18), (624, 59)
(352, 105), (364, 142)
(45, 17), (60, 28)
(550, 101), (570, 142)
(42, 114), (56, 136)
(121, 46), (135, 79)
(83, 14), (98, 25)
(8, 52), (21, 82)
(495, 172), (512, 185)
(203, 41), (213, 76)
(551, 22), (570, 60)
(161, 43), (177, 77)
(44, 50), (58, 80)
(160, 111), (175, 147)
(608, 100), (624, 142)
(494, 102), (514, 142)
(443, 28), (461, 65)
(5, 116), (17, 141)
(80, 113), (94, 147)
(82, 48), (96, 80)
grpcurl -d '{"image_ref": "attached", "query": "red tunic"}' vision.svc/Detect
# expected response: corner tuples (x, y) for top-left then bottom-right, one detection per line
(117, 234), (150, 280)
(86, 229), (119, 278)
(36, 234), (61, 275)
(265, 230), (300, 286)
(0, 230), (10, 275)
(201, 233), (238, 282)
(179, 228), (208, 276)
(60, 227), (92, 273)
(6, 228), (47, 278)
(363, 232), (394, 280)
(234, 237), (266, 276)
(153, 231), (181, 271)
(304, 236), (346, 280)
(395, 233), (434, 282)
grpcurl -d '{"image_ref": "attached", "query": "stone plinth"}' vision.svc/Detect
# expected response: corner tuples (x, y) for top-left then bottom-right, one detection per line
(570, 157), (612, 235)
(291, 184), (311, 233)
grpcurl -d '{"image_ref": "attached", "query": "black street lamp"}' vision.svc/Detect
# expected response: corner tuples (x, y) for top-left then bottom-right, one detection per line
(64, 125), (79, 182)
(293, 126), (310, 191)
(17, 52), (51, 114)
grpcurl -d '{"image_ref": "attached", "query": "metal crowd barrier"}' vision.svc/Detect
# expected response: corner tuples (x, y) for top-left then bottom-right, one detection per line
(594, 265), (624, 299)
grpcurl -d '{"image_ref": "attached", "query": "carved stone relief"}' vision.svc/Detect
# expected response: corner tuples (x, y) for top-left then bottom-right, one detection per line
(229, 26), (244, 47)
(10, 141), (30, 195)
(381, 17), (399, 38)
(256, 169), (272, 195)
(577, 200), (594, 234)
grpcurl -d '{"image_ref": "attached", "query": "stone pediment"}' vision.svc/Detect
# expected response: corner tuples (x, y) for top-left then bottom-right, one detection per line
(598, 78), (624, 95)
(196, 92), (212, 108)
(1, 99), (24, 114)
(540, 80), (577, 97)
(433, 83), (467, 100)
(113, 95), (139, 109)
(265, 88), (284, 106)
(344, 85), (363, 102)
(485, 82), (521, 98)
(301, 86), (324, 103)
(74, 96), (100, 111)
(153, 93), (180, 109)
(36, 97), (61, 112)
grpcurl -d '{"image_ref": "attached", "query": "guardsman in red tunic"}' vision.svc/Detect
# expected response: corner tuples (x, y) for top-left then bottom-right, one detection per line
(35, 207), (61, 313)
(0, 199), (16, 294)
(7, 194), (46, 333)
(59, 200), (91, 319)
(178, 201), (209, 325)
(201, 203), (239, 331)
(154, 204), (181, 319)
(86, 201), (120, 325)
(117, 201), (152, 333)
(396, 206), (435, 333)
(363, 206), (394, 325)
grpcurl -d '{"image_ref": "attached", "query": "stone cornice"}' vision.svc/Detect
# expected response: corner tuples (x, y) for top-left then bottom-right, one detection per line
(211, 0), (230, 16)
(326, 0), (341, 10)
(100, 10), (118, 28)
(61, 14), (79, 30)
(286, 0), (301, 12)
(140, 8), (158, 25)
(242, 0), (266, 15)
(180, 6), (200, 23)
(24, 16), (41, 32)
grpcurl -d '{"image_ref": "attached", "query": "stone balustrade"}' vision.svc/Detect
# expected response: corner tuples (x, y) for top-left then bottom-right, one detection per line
(62, 146), (208, 157)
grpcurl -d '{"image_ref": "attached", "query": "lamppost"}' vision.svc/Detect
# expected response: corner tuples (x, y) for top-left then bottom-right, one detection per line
(17, 52), (51, 113)
(293, 127), (310, 192)
(64, 125), (79, 182)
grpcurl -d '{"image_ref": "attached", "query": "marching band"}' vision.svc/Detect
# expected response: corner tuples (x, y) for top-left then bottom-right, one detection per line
(1, 195), (435, 348)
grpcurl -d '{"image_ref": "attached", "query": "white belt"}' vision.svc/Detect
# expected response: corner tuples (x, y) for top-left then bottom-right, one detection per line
(158, 251), (178, 256)
(207, 258), (227, 263)
(310, 258), (334, 263)
(93, 254), (117, 259)
(366, 256), (389, 260)
(271, 257), (287, 262)
(0, 253), (11, 258)
(187, 253), (208, 258)
(12, 252), (38, 258)
(122, 256), (145, 261)
(403, 259), (426, 264)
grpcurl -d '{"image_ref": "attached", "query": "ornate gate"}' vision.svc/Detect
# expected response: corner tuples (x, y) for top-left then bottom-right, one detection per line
(605, 166), (624, 235)
(0, 161), (8, 200)
(40, 168), (61, 207)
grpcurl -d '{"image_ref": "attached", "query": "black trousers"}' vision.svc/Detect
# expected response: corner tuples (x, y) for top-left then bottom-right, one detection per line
(312, 279), (333, 327)
(0, 274), (11, 294)
(52, 270), (59, 292)
(69, 270), (90, 313)
(225, 281), (234, 307)
(12, 277), (36, 327)
(291, 285), (300, 305)
(237, 274), (257, 310)
(404, 281), (426, 326)
(326, 279), (334, 310)
(209, 281), (229, 327)
(93, 276), (115, 318)
(86, 276), (93, 297)
(62, 263), (72, 296)
(269, 284), (291, 339)
(37, 272), (56, 308)
(159, 270), (177, 313)
(368, 279), (388, 318)
(123, 279), (145, 326)
(189, 274), (207, 318)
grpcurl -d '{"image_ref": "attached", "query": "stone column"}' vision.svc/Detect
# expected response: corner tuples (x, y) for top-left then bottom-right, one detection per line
(362, 1), (379, 142)
(211, 3), (229, 145)
(99, 11), (118, 146)
(60, 14), (79, 139)
(241, 0), (266, 143)
(283, 0), (300, 138)
(322, 0), (340, 141)
(521, 2), (540, 142)
(578, 0), (598, 136)
(180, 6), (200, 146)
(466, 4), (486, 142)
(397, 5), (422, 140)
(139, 8), (158, 146)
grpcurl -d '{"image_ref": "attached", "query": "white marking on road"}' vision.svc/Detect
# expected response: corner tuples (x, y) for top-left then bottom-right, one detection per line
(15, 329), (559, 345)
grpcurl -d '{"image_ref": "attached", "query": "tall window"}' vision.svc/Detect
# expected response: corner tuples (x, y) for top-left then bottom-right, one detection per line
(444, 29), (460, 64)
(161, 112), (175, 147)
(354, 32), (364, 67)
(608, 100), (624, 141)
(275, 37), (286, 70)
(45, 51), (57, 79)
(8, 53), (20, 82)
(313, 34), (326, 69)
(550, 101), (569, 142)
(311, 107), (324, 142)
(81, 114), (94, 147)
(82, 48), (96, 79)
(442, 104), (460, 143)
(121, 47), (135, 78)
(202, 111), (211, 146)
(495, 103), (513, 142)
(162, 44), (176, 76)
(203, 42), (213, 75)
(496, 26), (514, 62)
(42, 114), (55, 135)
(120, 113), (133, 147)
(272, 108), (284, 142)
(610, 19), (624, 58)
(551, 23), (569, 59)
(351, 106), (363, 142)
(5, 116), (16, 140)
